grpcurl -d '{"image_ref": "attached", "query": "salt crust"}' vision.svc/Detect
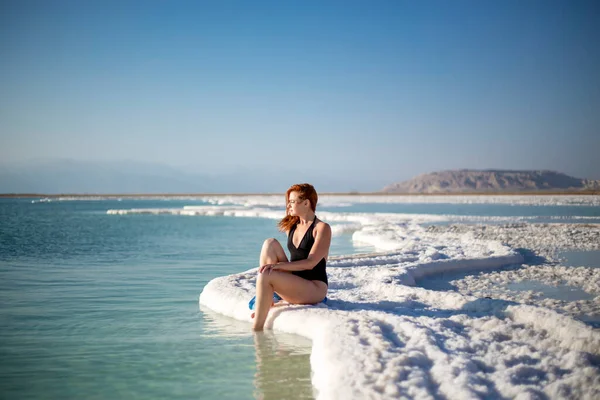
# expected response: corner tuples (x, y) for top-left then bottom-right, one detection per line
(106, 199), (600, 398)
(198, 223), (600, 399)
(445, 264), (600, 318)
(420, 223), (600, 324)
(200, 260), (600, 399)
(425, 223), (600, 258)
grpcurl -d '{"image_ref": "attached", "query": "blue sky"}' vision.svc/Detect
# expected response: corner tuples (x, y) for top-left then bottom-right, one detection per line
(1, 0), (599, 190)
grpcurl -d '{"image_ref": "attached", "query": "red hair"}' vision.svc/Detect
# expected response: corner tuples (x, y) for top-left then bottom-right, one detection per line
(278, 183), (318, 232)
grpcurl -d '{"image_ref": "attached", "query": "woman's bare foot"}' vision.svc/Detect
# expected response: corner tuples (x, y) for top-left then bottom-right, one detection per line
(251, 300), (287, 319)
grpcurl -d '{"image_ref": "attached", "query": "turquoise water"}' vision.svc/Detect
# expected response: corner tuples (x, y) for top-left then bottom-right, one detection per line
(0, 198), (355, 399)
(1, 198), (599, 399)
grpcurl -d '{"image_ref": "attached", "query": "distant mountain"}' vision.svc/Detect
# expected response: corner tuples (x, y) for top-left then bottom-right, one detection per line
(0, 159), (212, 194)
(382, 170), (600, 193)
(0, 159), (362, 194)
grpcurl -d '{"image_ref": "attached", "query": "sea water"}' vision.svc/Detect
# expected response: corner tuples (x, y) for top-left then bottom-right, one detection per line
(0, 198), (356, 399)
(1, 197), (599, 399)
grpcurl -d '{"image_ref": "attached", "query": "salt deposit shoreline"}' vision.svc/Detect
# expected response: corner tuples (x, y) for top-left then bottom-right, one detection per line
(200, 222), (600, 399)
(424, 223), (600, 260)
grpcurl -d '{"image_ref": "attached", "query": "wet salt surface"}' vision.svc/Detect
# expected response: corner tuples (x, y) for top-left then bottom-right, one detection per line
(418, 250), (600, 306)
(425, 223), (600, 261)
(420, 225), (600, 327)
(418, 262), (600, 328)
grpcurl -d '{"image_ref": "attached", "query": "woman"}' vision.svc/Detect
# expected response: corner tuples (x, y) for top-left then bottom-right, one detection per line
(253, 183), (330, 331)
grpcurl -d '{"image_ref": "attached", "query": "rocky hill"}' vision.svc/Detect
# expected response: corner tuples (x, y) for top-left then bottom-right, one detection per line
(382, 170), (600, 193)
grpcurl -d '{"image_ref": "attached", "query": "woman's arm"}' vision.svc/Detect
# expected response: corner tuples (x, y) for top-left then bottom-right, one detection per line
(259, 223), (331, 274)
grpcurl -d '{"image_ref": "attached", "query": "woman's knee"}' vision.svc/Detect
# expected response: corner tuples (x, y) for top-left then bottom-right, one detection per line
(263, 237), (280, 247)
(262, 238), (280, 251)
(256, 270), (272, 286)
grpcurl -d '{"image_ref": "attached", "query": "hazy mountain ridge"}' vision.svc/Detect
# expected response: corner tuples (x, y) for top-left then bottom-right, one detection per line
(2, 161), (598, 194)
(0, 159), (363, 194)
(383, 170), (600, 193)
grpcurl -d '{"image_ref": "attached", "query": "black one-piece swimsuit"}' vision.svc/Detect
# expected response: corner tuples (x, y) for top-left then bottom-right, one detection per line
(287, 217), (328, 285)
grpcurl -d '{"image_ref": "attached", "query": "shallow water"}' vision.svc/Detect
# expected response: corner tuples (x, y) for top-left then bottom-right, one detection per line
(559, 250), (600, 268)
(0, 199), (319, 399)
(201, 307), (314, 400)
(577, 314), (600, 328)
(504, 280), (594, 301)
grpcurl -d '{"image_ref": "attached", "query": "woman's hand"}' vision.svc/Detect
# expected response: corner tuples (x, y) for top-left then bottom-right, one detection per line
(258, 263), (279, 274)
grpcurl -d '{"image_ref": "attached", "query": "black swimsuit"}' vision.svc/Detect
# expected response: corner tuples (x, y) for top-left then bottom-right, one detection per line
(287, 217), (328, 285)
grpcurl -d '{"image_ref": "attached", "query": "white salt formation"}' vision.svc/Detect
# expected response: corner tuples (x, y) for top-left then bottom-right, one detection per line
(200, 248), (600, 399)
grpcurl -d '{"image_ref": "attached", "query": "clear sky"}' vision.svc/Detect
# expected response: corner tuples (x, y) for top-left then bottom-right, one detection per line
(1, 0), (599, 189)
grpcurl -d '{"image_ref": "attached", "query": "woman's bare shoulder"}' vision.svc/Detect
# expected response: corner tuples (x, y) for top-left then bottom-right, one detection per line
(314, 219), (331, 234)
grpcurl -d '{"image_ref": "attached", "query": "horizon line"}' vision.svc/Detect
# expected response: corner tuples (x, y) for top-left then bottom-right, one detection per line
(1, 190), (599, 198)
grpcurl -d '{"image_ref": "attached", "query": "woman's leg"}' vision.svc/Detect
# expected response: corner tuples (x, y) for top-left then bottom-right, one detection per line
(253, 271), (327, 331)
(259, 238), (288, 267)
(253, 239), (289, 328)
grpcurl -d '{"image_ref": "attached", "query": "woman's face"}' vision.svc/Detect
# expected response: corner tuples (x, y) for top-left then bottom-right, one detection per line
(287, 191), (307, 215)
